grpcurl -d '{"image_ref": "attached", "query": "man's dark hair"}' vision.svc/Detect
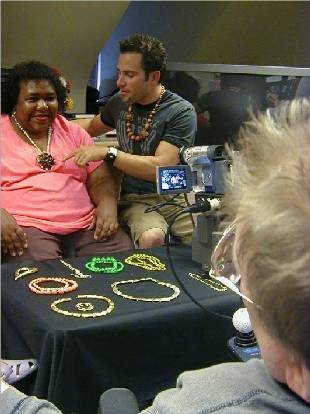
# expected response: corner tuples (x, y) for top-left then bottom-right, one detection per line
(220, 74), (245, 90)
(119, 33), (167, 82)
(1, 60), (66, 114)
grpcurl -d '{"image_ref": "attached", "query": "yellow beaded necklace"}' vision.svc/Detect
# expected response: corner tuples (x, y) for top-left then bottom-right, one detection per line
(111, 277), (180, 302)
(188, 272), (228, 292)
(125, 253), (166, 271)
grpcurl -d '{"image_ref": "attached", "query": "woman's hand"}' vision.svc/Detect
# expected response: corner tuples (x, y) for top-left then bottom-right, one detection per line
(89, 202), (119, 240)
(1, 209), (28, 256)
(63, 145), (108, 167)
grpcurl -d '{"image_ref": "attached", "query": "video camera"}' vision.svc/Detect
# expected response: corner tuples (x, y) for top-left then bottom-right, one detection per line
(156, 145), (230, 208)
(156, 145), (232, 271)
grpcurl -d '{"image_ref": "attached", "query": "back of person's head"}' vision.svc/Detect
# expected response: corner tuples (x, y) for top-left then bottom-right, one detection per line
(165, 71), (200, 103)
(220, 73), (244, 90)
(1, 60), (66, 114)
(119, 33), (167, 82)
(224, 98), (310, 367)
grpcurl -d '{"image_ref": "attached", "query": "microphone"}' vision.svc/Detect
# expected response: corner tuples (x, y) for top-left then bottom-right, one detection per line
(232, 307), (252, 333)
(227, 308), (261, 361)
(98, 388), (139, 414)
(183, 198), (220, 214)
(232, 307), (257, 347)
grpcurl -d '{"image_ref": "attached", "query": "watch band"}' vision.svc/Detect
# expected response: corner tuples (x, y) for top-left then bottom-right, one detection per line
(105, 147), (118, 164)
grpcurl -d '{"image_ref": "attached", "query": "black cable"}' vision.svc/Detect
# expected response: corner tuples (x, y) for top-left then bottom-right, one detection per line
(118, 200), (155, 207)
(119, 195), (188, 216)
(184, 192), (195, 228)
(144, 194), (186, 213)
(145, 202), (183, 213)
(166, 208), (232, 321)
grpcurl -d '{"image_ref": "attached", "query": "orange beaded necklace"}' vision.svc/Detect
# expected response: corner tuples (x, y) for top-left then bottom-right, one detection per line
(125, 86), (166, 141)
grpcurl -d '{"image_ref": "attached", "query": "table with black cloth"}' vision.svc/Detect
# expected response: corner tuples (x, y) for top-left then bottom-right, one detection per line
(2, 245), (240, 414)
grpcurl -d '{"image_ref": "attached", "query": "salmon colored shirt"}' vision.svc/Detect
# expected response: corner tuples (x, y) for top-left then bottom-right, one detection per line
(1, 114), (102, 235)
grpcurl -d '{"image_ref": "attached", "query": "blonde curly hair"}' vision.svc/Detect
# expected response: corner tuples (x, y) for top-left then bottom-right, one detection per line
(224, 98), (310, 366)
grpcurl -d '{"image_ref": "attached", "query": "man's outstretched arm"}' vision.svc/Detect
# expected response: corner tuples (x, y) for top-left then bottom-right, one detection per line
(72, 115), (112, 137)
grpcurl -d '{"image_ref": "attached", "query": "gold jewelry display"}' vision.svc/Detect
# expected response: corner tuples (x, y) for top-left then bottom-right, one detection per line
(12, 112), (55, 171)
(60, 259), (91, 278)
(29, 277), (78, 295)
(125, 86), (166, 141)
(14, 267), (38, 281)
(111, 277), (180, 302)
(75, 302), (94, 311)
(51, 294), (115, 318)
(188, 272), (227, 292)
(125, 254), (166, 271)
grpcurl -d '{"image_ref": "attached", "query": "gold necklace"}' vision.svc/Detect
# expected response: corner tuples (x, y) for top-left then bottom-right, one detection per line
(125, 86), (166, 141)
(188, 272), (228, 292)
(60, 259), (91, 279)
(12, 112), (55, 171)
(124, 253), (166, 271)
(51, 294), (115, 318)
(111, 277), (180, 302)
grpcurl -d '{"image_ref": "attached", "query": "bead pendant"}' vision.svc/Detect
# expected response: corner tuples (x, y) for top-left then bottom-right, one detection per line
(37, 152), (55, 170)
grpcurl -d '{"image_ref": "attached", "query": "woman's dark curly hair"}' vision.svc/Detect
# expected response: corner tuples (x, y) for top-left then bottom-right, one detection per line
(1, 60), (66, 114)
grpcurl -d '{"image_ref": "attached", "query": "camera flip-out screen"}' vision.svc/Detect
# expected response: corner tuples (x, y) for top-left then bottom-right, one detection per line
(156, 165), (192, 195)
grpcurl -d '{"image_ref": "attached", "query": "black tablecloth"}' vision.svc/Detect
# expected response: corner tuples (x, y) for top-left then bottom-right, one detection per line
(2, 245), (240, 414)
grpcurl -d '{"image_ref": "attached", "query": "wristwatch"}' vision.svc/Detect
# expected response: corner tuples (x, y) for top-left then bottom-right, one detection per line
(105, 147), (118, 164)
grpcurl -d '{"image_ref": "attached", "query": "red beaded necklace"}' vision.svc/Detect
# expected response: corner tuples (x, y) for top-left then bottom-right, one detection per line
(125, 86), (166, 141)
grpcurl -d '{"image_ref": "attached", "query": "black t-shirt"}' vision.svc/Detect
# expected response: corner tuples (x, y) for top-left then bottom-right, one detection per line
(197, 90), (251, 145)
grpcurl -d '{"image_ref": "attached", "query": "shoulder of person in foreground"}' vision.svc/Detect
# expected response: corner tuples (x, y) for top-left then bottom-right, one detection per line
(1, 380), (62, 414)
(140, 359), (310, 414)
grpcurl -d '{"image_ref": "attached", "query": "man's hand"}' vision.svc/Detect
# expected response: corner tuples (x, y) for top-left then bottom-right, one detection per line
(89, 203), (118, 240)
(1, 209), (28, 256)
(63, 145), (108, 167)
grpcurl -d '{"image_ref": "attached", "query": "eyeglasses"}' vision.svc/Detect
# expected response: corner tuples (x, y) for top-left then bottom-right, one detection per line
(210, 223), (256, 306)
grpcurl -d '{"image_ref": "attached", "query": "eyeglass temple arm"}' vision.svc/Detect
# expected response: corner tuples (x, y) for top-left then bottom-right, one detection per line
(215, 276), (255, 305)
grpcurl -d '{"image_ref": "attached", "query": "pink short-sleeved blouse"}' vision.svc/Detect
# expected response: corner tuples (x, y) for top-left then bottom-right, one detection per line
(1, 114), (102, 235)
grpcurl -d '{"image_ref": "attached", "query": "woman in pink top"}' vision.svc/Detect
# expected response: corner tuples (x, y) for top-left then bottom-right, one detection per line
(1, 60), (133, 262)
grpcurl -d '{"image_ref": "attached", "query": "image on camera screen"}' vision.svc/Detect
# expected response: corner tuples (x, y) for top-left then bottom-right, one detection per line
(162, 169), (187, 189)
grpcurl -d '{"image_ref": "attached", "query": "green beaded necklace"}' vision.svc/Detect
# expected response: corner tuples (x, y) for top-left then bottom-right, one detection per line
(85, 256), (124, 274)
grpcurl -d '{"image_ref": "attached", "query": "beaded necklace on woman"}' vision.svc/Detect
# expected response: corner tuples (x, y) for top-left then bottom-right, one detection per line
(125, 85), (166, 141)
(11, 111), (55, 171)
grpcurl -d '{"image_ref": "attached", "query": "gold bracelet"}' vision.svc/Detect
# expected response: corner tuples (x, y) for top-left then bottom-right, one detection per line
(60, 259), (91, 278)
(188, 272), (227, 292)
(124, 254), (166, 271)
(29, 277), (78, 295)
(51, 294), (115, 318)
(111, 277), (180, 302)
(14, 267), (38, 281)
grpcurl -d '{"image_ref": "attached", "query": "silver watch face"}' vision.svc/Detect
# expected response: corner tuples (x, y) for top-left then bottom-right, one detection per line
(109, 147), (118, 156)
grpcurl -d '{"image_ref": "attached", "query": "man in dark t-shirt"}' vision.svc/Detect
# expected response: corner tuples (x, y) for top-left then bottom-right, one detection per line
(197, 89), (250, 145)
(67, 33), (197, 248)
(196, 74), (251, 146)
(101, 88), (195, 195)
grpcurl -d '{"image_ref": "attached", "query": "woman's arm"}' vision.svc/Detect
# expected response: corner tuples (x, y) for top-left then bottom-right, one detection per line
(86, 164), (122, 240)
